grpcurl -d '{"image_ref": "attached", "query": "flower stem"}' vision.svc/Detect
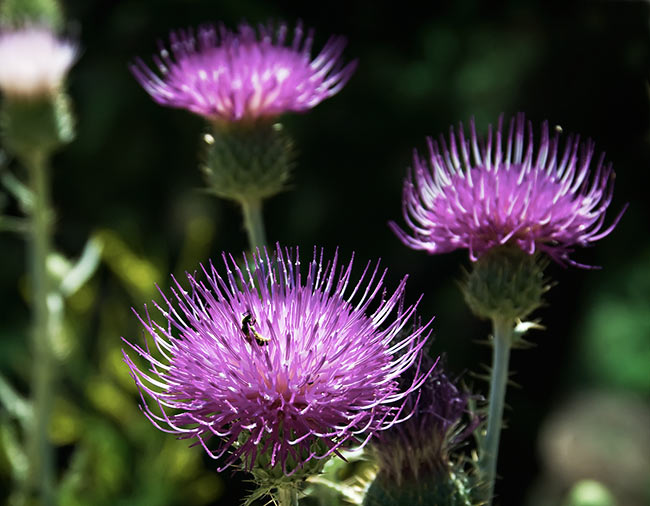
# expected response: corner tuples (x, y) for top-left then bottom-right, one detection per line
(26, 152), (55, 506)
(239, 197), (267, 251)
(481, 316), (513, 506)
(276, 487), (299, 506)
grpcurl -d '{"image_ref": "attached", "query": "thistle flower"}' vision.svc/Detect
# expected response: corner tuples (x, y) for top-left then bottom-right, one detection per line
(131, 21), (357, 121)
(390, 114), (627, 268)
(0, 26), (76, 98)
(364, 355), (480, 506)
(371, 356), (475, 485)
(122, 246), (433, 475)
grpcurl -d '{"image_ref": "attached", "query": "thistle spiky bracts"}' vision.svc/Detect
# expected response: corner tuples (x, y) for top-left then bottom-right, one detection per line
(241, 436), (329, 506)
(363, 464), (480, 506)
(460, 245), (551, 322)
(201, 120), (295, 202)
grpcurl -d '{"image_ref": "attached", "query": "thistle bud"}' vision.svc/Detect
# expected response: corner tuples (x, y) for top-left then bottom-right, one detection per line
(1, 92), (74, 162)
(0, 26), (76, 161)
(364, 467), (476, 506)
(201, 121), (295, 202)
(460, 246), (549, 322)
(365, 357), (482, 506)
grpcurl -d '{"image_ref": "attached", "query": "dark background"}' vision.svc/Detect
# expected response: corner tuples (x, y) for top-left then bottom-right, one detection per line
(1, 0), (649, 505)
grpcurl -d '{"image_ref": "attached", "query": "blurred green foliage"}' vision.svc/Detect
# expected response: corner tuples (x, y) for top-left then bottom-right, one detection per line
(1, 223), (224, 505)
(576, 248), (650, 393)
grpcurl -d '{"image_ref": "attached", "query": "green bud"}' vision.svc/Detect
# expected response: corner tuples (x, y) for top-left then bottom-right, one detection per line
(460, 246), (550, 322)
(201, 121), (295, 203)
(363, 466), (478, 506)
(0, 91), (75, 162)
(0, 0), (64, 30)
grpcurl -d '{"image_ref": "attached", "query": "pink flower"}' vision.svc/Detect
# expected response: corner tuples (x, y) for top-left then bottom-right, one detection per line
(390, 114), (626, 267)
(123, 246), (433, 473)
(131, 22), (356, 121)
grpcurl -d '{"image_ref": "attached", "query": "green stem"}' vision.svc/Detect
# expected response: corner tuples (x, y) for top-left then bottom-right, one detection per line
(276, 487), (299, 506)
(481, 316), (513, 506)
(239, 197), (267, 251)
(0, 215), (29, 234)
(26, 152), (55, 506)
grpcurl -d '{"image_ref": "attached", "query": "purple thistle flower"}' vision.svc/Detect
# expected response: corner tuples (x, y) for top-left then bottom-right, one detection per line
(131, 21), (357, 121)
(390, 114), (627, 268)
(122, 245), (433, 474)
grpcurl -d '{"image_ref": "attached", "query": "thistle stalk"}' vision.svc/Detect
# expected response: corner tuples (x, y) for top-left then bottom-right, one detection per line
(276, 487), (299, 506)
(481, 316), (513, 506)
(0, 19), (76, 506)
(239, 197), (266, 251)
(26, 151), (55, 506)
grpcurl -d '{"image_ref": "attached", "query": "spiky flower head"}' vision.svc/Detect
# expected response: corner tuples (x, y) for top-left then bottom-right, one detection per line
(371, 354), (476, 485)
(390, 114), (626, 268)
(123, 245), (433, 476)
(131, 21), (357, 122)
(364, 355), (480, 506)
(0, 26), (76, 98)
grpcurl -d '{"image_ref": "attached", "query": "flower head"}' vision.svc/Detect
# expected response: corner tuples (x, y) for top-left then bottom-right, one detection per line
(371, 354), (477, 485)
(0, 26), (76, 98)
(123, 246), (432, 474)
(390, 114), (626, 267)
(131, 21), (357, 121)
